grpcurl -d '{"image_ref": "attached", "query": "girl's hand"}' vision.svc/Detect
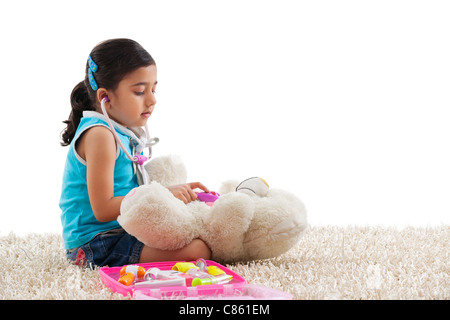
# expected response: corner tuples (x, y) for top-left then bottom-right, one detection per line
(167, 182), (210, 204)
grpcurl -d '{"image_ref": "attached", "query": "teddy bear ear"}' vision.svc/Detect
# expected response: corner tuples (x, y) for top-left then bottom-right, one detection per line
(144, 155), (187, 187)
(218, 179), (241, 194)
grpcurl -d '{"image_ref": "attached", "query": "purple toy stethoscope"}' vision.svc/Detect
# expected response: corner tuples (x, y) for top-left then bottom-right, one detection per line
(100, 96), (159, 185)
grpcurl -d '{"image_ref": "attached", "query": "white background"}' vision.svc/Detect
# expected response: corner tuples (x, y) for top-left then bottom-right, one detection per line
(0, 0), (449, 235)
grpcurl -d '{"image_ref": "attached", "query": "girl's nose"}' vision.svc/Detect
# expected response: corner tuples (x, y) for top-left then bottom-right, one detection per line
(146, 91), (157, 107)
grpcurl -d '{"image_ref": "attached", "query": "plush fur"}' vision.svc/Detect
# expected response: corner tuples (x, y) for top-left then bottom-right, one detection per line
(118, 155), (308, 263)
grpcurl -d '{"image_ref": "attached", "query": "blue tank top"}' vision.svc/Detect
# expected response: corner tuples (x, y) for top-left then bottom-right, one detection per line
(59, 114), (139, 249)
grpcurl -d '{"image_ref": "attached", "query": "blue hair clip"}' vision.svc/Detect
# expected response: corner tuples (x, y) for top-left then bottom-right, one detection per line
(88, 69), (98, 91)
(88, 55), (98, 72)
(87, 55), (98, 91)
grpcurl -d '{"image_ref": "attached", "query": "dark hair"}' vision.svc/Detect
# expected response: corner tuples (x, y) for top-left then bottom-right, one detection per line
(60, 38), (155, 146)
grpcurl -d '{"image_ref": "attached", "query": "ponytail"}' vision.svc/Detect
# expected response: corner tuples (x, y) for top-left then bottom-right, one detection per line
(60, 80), (95, 146)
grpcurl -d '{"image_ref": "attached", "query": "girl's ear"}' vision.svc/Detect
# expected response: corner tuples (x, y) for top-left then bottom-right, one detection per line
(96, 88), (110, 105)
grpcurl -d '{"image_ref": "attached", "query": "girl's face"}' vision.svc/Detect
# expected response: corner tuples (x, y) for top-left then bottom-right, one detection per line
(104, 64), (158, 128)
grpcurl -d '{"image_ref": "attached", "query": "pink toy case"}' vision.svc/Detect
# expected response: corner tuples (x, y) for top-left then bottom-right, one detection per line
(99, 260), (246, 298)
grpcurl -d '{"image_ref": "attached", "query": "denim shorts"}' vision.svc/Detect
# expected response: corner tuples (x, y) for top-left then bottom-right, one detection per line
(66, 228), (144, 268)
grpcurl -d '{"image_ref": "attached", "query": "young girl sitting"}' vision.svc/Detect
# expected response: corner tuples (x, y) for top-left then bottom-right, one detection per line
(59, 38), (211, 268)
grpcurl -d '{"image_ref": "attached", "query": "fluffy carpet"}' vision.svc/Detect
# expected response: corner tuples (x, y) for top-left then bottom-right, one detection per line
(0, 225), (448, 300)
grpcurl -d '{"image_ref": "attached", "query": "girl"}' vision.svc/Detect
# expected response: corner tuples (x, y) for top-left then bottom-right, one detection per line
(60, 38), (211, 268)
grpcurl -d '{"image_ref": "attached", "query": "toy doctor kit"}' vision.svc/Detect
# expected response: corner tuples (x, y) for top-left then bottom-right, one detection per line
(99, 259), (292, 299)
(102, 259), (235, 290)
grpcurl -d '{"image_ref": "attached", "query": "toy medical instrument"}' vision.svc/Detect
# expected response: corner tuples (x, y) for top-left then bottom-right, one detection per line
(120, 265), (146, 279)
(235, 177), (270, 197)
(118, 272), (135, 286)
(205, 266), (225, 276)
(100, 96), (159, 185)
(195, 258), (207, 270)
(135, 267), (188, 288)
(186, 268), (210, 279)
(172, 262), (198, 273)
(118, 265), (146, 286)
(194, 258), (225, 276)
(144, 267), (184, 280)
(134, 277), (186, 289)
(197, 191), (220, 204)
(191, 273), (233, 286)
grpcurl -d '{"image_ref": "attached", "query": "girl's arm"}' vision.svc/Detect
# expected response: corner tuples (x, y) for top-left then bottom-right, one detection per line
(78, 126), (123, 222)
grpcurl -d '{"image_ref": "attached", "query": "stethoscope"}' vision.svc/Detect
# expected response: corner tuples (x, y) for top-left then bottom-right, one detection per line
(100, 96), (159, 185)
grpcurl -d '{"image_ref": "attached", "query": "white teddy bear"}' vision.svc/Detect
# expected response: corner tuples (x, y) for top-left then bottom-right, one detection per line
(118, 155), (308, 263)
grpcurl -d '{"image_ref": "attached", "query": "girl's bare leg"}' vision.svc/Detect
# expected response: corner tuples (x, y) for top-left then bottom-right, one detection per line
(139, 239), (211, 263)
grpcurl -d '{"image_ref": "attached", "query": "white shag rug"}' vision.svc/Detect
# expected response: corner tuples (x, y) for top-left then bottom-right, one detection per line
(0, 225), (448, 300)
